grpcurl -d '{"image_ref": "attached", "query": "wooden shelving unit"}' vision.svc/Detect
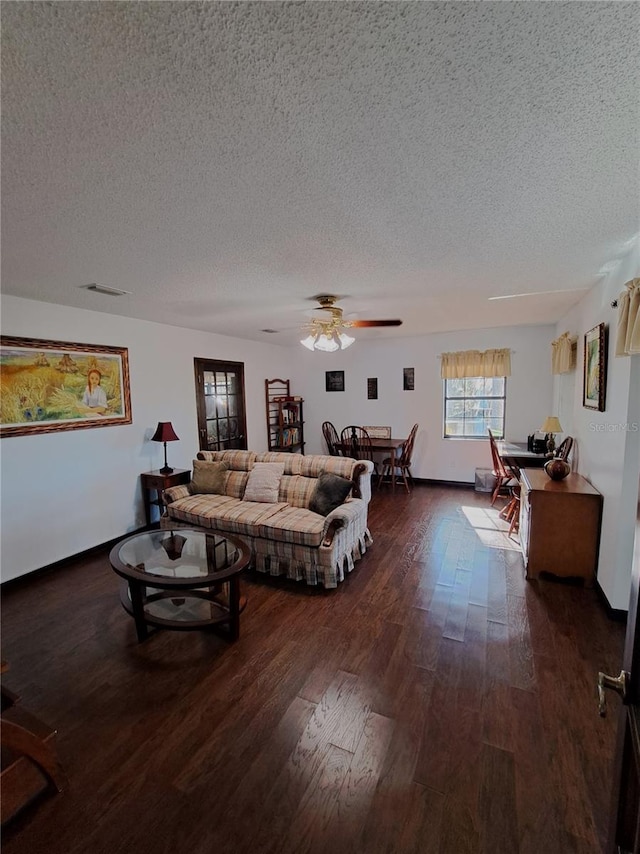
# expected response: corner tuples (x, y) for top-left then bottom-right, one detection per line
(265, 379), (305, 454)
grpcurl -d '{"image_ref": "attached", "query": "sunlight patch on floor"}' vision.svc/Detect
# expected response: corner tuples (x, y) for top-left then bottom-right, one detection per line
(459, 504), (521, 552)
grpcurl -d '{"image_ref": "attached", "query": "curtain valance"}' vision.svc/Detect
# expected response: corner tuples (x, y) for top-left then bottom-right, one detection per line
(551, 332), (577, 374)
(440, 348), (511, 379)
(615, 278), (640, 357)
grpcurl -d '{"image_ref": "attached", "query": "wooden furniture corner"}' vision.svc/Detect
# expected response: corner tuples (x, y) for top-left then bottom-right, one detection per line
(1, 667), (65, 825)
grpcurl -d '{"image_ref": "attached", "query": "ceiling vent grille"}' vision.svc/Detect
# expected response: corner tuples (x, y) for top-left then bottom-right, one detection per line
(81, 283), (130, 296)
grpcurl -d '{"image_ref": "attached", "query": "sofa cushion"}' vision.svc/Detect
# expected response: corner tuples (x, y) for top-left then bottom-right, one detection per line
(203, 500), (290, 538)
(243, 462), (285, 503)
(258, 506), (327, 547)
(166, 494), (238, 528)
(167, 495), (289, 536)
(309, 472), (354, 516)
(189, 460), (229, 494)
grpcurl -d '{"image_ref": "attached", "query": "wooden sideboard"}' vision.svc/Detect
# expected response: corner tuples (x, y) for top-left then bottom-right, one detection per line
(519, 468), (603, 586)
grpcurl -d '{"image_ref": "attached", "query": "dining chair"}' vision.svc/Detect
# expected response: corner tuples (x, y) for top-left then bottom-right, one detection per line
(378, 423), (418, 493)
(340, 426), (376, 470)
(556, 436), (573, 462)
(322, 421), (341, 456)
(488, 429), (517, 507)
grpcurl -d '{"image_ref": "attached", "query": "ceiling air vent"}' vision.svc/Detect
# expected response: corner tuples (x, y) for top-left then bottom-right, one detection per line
(81, 283), (130, 296)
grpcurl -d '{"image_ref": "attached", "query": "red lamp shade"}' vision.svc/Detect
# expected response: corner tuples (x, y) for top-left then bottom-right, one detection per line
(151, 421), (179, 473)
(151, 421), (179, 443)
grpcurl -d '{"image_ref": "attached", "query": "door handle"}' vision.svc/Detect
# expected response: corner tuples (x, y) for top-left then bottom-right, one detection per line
(597, 670), (628, 716)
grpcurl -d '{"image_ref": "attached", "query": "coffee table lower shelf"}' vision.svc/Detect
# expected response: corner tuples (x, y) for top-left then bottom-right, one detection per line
(119, 581), (247, 642)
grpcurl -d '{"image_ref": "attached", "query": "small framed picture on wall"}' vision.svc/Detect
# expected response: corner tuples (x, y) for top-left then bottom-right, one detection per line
(325, 370), (345, 392)
(403, 367), (415, 391)
(583, 323), (607, 411)
(367, 378), (378, 400)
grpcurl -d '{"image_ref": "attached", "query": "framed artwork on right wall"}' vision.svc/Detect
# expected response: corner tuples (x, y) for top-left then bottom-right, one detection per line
(583, 322), (607, 411)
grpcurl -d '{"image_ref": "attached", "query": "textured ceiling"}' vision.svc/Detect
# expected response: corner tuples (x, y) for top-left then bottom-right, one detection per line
(2, 1), (638, 345)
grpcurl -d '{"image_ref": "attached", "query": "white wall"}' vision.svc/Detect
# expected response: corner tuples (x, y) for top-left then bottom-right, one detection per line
(291, 324), (555, 483)
(553, 245), (640, 611)
(0, 295), (291, 582)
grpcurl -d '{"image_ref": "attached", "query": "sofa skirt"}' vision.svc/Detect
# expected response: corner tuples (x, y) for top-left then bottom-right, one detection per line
(160, 515), (372, 588)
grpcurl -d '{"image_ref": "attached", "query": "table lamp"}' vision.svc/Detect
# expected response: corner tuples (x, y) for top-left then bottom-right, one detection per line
(539, 416), (563, 455)
(151, 421), (179, 474)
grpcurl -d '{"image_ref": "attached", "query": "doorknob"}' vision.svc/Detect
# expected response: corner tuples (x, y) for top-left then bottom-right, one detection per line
(597, 670), (628, 717)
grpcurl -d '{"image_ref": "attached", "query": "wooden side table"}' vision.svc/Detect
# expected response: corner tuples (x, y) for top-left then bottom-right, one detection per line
(140, 469), (191, 526)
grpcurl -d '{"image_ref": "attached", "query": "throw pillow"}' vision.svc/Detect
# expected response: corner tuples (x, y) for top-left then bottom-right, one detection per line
(309, 472), (353, 516)
(189, 460), (229, 494)
(243, 462), (285, 503)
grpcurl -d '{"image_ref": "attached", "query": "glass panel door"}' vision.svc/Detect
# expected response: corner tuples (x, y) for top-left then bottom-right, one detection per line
(194, 359), (247, 452)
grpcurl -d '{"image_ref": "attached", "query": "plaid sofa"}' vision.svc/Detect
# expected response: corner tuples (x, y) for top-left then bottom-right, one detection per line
(161, 450), (374, 588)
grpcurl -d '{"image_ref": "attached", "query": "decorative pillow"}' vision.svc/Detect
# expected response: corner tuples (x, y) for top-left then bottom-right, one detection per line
(243, 462), (285, 503)
(189, 460), (229, 494)
(309, 472), (353, 516)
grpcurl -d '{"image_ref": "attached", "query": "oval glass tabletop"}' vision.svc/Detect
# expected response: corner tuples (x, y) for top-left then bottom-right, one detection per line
(110, 529), (248, 586)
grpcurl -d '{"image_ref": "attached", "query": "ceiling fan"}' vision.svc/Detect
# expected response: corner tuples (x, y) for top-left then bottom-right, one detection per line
(300, 295), (402, 352)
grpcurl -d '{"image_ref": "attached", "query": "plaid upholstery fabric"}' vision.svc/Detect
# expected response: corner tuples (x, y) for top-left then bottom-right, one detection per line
(324, 497), (367, 531)
(167, 494), (237, 527)
(278, 475), (318, 509)
(163, 484), (191, 504)
(197, 450), (257, 471)
(300, 455), (359, 479)
(258, 506), (326, 547)
(225, 470), (249, 499)
(255, 452), (303, 475)
(205, 501), (289, 538)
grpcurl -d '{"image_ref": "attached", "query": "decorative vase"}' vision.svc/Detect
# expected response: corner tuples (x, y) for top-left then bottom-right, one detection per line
(544, 457), (571, 481)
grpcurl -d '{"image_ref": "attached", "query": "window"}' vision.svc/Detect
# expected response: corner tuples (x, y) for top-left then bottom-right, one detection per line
(443, 377), (506, 438)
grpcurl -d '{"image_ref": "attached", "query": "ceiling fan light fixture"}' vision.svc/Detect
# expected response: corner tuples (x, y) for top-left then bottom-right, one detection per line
(314, 331), (340, 352)
(337, 332), (355, 349)
(300, 322), (355, 352)
(300, 334), (316, 351)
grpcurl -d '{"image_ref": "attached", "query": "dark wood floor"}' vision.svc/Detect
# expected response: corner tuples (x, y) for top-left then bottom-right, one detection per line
(1, 485), (625, 853)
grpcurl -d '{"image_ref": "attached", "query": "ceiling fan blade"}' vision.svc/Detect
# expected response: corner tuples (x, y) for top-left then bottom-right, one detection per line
(349, 319), (403, 327)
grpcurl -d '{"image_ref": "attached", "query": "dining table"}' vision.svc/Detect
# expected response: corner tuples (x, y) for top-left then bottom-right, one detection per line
(335, 436), (406, 456)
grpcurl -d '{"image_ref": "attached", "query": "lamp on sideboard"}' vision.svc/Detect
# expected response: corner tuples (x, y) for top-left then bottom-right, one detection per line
(539, 416), (563, 455)
(151, 421), (179, 474)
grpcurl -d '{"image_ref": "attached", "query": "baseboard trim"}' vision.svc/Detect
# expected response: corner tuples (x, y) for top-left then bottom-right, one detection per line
(594, 579), (628, 622)
(1, 525), (150, 591)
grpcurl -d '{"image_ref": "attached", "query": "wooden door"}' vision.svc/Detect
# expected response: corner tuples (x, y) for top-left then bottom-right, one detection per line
(194, 359), (247, 452)
(604, 473), (640, 852)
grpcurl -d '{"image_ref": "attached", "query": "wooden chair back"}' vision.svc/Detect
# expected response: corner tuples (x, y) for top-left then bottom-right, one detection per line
(340, 426), (374, 462)
(556, 436), (573, 461)
(488, 429), (510, 479)
(322, 421), (341, 456)
(398, 423), (418, 466)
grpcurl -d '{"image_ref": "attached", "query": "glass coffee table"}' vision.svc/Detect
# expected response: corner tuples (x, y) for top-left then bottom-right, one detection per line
(109, 529), (250, 642)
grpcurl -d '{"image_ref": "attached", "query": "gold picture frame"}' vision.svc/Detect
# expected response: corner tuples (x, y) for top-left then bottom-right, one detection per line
(0, 336), (132, 437)
(582, 323), (607, 411)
